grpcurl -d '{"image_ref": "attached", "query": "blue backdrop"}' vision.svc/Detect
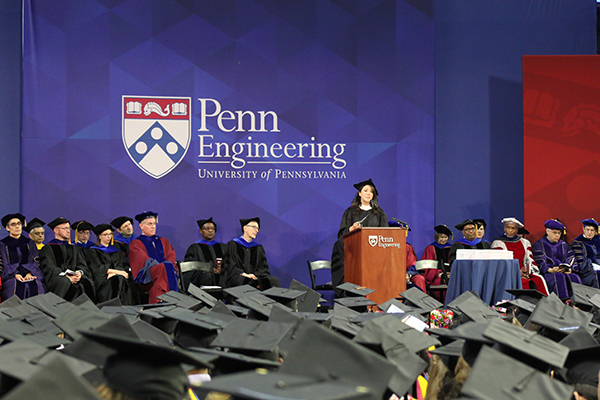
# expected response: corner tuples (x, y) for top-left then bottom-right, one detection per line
(20, 0), (434, 287)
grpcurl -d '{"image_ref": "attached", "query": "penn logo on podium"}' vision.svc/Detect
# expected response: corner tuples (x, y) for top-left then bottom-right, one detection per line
(368, 235), (378, 247)
(122, 96), (191, 179)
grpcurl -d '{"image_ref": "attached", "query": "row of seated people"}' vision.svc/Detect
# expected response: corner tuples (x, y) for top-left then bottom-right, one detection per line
(407, 217), (600, 301)
(0, 212), (280, 305)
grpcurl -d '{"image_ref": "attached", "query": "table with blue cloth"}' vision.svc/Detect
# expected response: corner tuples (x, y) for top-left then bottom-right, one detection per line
(445, 259), (523, 306)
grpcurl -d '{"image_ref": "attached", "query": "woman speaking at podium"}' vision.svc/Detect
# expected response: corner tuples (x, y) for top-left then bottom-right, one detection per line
(331, 178), (388, 296)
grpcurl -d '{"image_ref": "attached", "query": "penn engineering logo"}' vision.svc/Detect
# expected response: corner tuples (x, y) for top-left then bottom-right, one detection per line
(368, 235), (402, 249)
(122, 96), (191, 179)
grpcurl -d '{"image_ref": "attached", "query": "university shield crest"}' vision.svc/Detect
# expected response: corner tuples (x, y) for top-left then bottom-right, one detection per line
(368, 235), (378, 247)
(122, 96), (191, 178)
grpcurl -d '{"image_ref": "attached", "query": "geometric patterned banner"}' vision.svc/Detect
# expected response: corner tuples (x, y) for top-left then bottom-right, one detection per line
(524, 55), (600, 244)
(22, 0), (434, 286)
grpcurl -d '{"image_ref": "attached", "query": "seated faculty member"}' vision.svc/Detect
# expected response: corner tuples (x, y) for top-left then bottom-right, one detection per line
(128, 211), (179, 304)
(0, 213), (45, 300)
(72, 220), (95, 249)
(86, 223), (135, 304)
(226, 217), (280, 289)
(39, 217), (95, 301)
(491, 217), (549, 295)
(111, 216), (137, 255)
(23, 217), (46, 250)
(569, 218), (600, 289)
(448, 219), (491, 267)
(183, 217), (227, 289)
(532, 219), (582, 298)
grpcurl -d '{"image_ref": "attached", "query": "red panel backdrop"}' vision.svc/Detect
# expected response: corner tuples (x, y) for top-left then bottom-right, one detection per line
(524, 55), (600, 243)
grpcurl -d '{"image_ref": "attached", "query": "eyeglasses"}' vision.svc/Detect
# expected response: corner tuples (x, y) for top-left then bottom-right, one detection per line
(246, 225), (260, 231)
(56, 227), (70, 231)
(100, 233), (113, 237)
(8, 222), (22, 227)
(202, 226), (216, 231)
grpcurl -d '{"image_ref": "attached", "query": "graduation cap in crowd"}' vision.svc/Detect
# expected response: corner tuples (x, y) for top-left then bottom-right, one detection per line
(570, 282), (600, 311)
(82, 315), (214, 399)
(518, 226), (530, 235)
(279, 319), (395, 400)
(528, 293), (593, 340)
(53, 301), (112, 341)
(156, 291), (205, 311)
(501, 217), (524, 228)
(353, 178), (378, 195)
(91, 223), (113, 238)
(22, 217), (45, 233)
(506, 288), (546, 305)
(71, 220), (93, 232)
(1, 213), (26, 229)
(161, 307), (235, 349)
(472, 218), (486, 228)
(399, 287), (443, 313)
(461, 346), (574, 400)
(0, 296), (40, 319)
(186, 346), (280, 376)
(24, 292), (78, 318)
(186, 284), (219, 308)
(262, 287), (308, 311)
(544, 219), (565, 231)
(337, 282), (375, 297)
(223, 284), (260, 300)
(210, 318), (293, 362)
(0, 357), (102, 400)
(134, 211), (158, 223)
(288, 279), (321, 312)
(335, 296), (377, 312)
(482, 318), (569, 371)
(378, 298), (421, 314)
(198, 369), (372, 400)
(110, 216), (133, 230)
(0, 316), (70, 348)
(233, 293), (280, 319)
(451, 295), (503, 323)
(581, 218), (599, 229)
(331, 304), (362, 337)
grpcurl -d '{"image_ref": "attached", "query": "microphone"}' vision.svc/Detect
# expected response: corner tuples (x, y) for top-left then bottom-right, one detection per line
(391, 217), (410, 230)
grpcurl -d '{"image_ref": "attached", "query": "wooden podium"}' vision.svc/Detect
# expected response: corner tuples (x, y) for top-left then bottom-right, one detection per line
(344, 227), (407, 305)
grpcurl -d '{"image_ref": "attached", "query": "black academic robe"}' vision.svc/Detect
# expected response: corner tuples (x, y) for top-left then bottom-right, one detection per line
(448, 240), (492, 268)
(331, 206), (388, 295)
(39, 240), (96, 302)
(86, 246), (136, 304)
(225, 238), (280, 289)
(183, 241), (228, 288)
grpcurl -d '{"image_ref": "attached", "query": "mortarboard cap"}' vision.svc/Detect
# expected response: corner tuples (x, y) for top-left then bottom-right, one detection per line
(162, 308), (234, 349)
(507, 298), (537, 314)
(378, 298), (421, 314)
(187, 347), (279, 376)
(529, 293), (592, 337)
(335, 296), (377, 312)
(22, 217), (45, 233)
(262, 287), (308, 311)
(0, 339), (95, 382)
(434, 224), (453, 236)
(581, 218), (599, 229)
(0, 317), (70, 348)
(288, 279), (321, 312)
(186, 284), (219, 308)
(455, 219), (476, 231)
(353, 178), (378, 196)
(399, 287), (443, 313)
(501, 217), (524, 228)
(0, 356), (102, 400)
(199, 369), (372, 400)
(130, 319), (174, 347)
(156, 291), (205, 311)
(110, 216), (133, 230)
(337, 282), (375, 297)
(196, 217), (217, 231)
(561, 345), (600, 387)
(0, 296), (39, 318)
(482, 318), (569, 370)
(518, 226), (530, 235)
(331, 303), (362, 337)
(461, 346), (574, 400)
(134, 211), (157, 223)
(473, 218), (486, 228)
(234, 293), (280, 319)
(23, 291), (77, 318)
(558, 327), (599, 352)
(91, 223), (113, 237)
(47, 217), (70, 230)
(223, 284), (260, 300)
(505, 288), (546, 305)
(210, 319), (293, 356)
(280, 319), (394, 400)
(430, 339), (465, 357)
(1, 213), (26, 229)
(71, 220), (94, 231)
(239, 217), (260, 230)
(451, 295), (503, 323)
(544, 219), (565, 231)
(570, 282), (600, 311)
(53, 301), (112, 341)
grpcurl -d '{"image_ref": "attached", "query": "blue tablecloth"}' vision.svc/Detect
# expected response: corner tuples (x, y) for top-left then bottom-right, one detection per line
(445, 259), (522, 306)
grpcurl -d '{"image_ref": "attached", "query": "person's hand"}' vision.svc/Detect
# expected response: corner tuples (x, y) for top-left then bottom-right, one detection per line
(520, 270), (529, 279)
(349, 222), (361, 232)
(15, 274), (25, 282)
(242, 273), (257, 280)
(24, 272), (36, 281)
(67, 271), (81, 284)
(548, 267), (561, 273)
(107, 269), (128, 279)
